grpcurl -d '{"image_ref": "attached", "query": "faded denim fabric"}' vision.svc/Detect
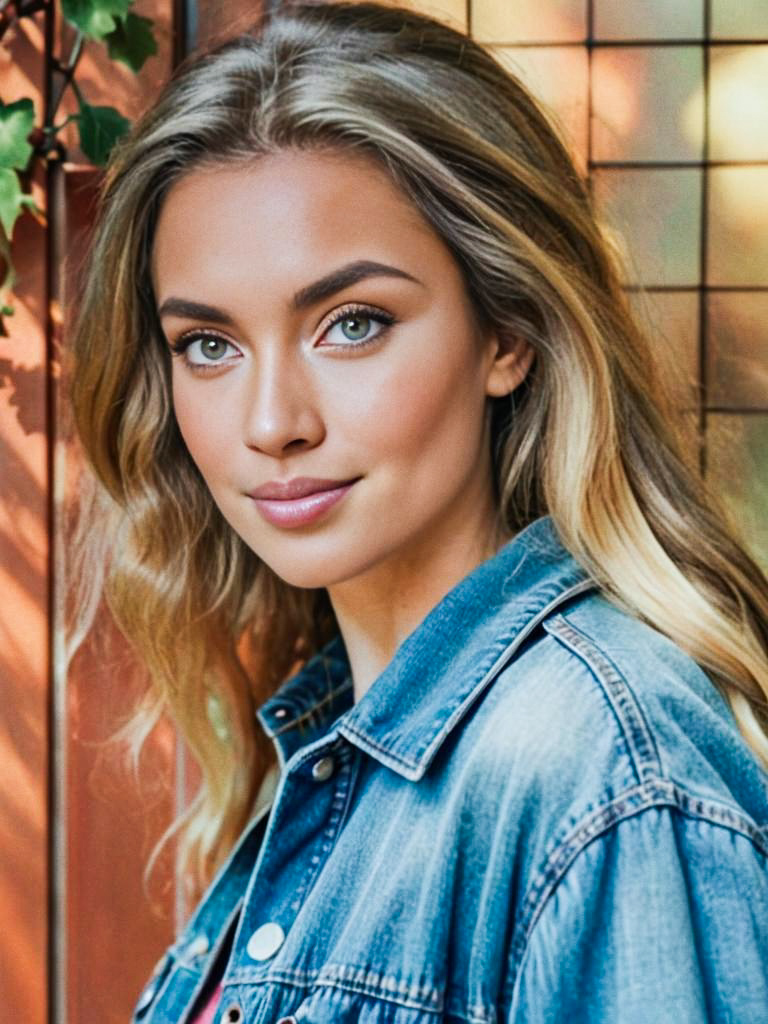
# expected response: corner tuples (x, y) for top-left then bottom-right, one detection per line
(132, 514), (768, 1024)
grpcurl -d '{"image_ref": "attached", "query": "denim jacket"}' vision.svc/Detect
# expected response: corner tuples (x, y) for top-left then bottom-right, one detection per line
(132, 514), (768, 1023)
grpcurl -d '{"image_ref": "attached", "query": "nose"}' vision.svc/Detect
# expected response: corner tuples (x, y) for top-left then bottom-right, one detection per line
(242, 343), (325, 458)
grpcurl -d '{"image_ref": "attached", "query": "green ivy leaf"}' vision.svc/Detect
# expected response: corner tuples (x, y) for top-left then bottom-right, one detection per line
(76, 102), (131, 166)
(104, 12), (157, 72)
(0, 168), (37, 238)
(0, 227), (15, 326)
(61, 0), (131, 40)
(0, 99), (36, 171)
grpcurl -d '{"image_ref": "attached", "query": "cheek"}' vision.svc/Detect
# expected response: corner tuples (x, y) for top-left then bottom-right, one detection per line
(171, 375), (229, 481)
(342, 341), (485, 461)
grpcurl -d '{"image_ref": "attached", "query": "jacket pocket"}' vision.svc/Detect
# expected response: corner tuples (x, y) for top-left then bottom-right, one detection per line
(281, 984), (442, 1024)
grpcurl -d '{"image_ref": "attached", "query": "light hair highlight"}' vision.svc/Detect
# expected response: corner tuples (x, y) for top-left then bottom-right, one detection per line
(64, 0), (768, 902)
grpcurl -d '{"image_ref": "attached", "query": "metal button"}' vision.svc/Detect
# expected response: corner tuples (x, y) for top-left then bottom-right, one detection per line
(311, 755), (335, 782)
(149, 955), (167, 979)
(186, 934), (209, 957)
(135, 980), (158, 1012)
(276, 1017), (298, 1023)
(222, 1004), (243, 1023)
(246, 921), (285, 961)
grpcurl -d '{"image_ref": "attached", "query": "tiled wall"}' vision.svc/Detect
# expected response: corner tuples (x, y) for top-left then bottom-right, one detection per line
(4, 4), (760, 1023)
(410, 0), (768, 570)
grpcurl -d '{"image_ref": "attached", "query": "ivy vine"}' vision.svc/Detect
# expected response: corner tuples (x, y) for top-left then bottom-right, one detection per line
(0, 0), (158, 332)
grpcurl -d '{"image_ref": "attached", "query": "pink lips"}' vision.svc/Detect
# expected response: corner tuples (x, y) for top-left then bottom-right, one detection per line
(249, 477), (360, 528)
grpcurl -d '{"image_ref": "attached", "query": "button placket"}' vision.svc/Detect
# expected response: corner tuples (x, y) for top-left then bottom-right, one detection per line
(228, 740), (355, 984)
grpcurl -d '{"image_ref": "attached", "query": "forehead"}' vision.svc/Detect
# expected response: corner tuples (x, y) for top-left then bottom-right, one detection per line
(151, 147), (446, 293)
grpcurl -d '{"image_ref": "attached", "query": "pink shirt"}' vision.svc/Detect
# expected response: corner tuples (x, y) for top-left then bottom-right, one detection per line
(189, 903), (242, 1022)
(191, 981), (223, 1024)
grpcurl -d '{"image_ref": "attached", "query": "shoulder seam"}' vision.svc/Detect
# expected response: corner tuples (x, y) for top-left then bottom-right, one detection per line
(502, 780), (768, 1005)
(542, 611), (663, 782)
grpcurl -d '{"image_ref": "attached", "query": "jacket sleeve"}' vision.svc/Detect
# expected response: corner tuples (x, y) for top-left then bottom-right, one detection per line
(506, 803), (768, 1023)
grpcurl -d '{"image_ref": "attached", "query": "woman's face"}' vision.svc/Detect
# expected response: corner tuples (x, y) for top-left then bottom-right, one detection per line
(151, 148), (532, 589)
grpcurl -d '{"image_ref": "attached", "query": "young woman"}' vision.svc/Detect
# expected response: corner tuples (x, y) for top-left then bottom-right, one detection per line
(66, 2), (768, 1021)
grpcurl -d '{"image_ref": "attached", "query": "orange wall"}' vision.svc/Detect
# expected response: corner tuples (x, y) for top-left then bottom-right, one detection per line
(1, 10), (50, 1021)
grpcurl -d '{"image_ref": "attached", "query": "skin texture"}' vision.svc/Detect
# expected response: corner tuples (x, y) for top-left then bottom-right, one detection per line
(152, 148), (535, 701)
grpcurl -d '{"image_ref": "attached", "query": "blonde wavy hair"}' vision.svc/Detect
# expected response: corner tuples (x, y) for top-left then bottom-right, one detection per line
(65, 0), (768, 903)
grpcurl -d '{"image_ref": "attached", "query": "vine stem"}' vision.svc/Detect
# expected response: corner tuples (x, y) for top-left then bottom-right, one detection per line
(47, 29), (85, 128)
(69, 76), (85, 107)
(48, 113), (78, 133)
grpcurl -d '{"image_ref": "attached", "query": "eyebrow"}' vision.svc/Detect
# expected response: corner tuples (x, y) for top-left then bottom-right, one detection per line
(156, 259), (424, 323)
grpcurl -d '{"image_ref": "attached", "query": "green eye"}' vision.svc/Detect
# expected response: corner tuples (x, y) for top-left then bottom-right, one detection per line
(169, 331), (241, 367)
(198, 337), (229, 360)
(323, 305), (396, 348)
(340, 315), (372, 341)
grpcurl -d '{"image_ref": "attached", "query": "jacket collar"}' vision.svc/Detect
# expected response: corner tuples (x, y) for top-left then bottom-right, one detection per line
(255, 514), (597, 780)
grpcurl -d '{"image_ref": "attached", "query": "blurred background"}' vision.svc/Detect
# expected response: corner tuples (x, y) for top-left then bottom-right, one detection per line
(1, 0), (766, 1021)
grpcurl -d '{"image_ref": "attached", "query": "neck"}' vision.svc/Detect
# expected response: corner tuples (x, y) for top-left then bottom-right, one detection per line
(327, 510), (513, 704)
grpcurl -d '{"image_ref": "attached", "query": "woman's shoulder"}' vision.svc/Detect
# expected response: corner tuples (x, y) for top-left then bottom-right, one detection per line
(471, 588), (768, 849)
(486, 592), (768, 1019)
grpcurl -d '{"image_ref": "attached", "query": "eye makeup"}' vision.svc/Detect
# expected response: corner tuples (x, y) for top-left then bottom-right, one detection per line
(317, 302), (397, 349)
(166, 302), (398, 373)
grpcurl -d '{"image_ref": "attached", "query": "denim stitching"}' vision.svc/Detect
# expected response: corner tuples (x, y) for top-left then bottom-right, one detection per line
(140, 952), (183, 1023)
(502, 779), (768, 1005)
(268, 676), (354, 737)
(175, 800), (273, 956)
(224, 963), (443, 1011)
(543, 612), (663, 781)
(221, 968), (502, 1023)
(417, 580), (598, 763)
(338, 579), (596, 774)
(288, 743), (355, 913)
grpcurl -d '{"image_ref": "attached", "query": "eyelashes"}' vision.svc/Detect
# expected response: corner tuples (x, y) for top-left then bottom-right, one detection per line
(323, 303), (396, 348)
(167, 302), (397, 372)
(167, 331), (239, 367)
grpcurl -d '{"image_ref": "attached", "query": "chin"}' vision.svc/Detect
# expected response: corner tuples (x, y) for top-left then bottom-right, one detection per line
(268, 562), (342, 591)
(237, 535), (369, 591)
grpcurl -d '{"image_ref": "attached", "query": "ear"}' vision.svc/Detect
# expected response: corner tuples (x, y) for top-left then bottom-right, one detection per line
(483, 329), (536, 398)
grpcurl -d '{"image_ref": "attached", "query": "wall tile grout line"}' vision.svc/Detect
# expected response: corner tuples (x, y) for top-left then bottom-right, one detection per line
(699, 0), (713, 478)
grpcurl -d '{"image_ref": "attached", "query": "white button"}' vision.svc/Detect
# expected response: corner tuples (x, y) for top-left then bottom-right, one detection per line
(274, 708), (288, 718)
(186, 934), (209, 957)
(311, 755), (335, 782)
(149, 955), (167, 978)
(135, 980), (158, 1011)
(246, 921), (285, 961)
